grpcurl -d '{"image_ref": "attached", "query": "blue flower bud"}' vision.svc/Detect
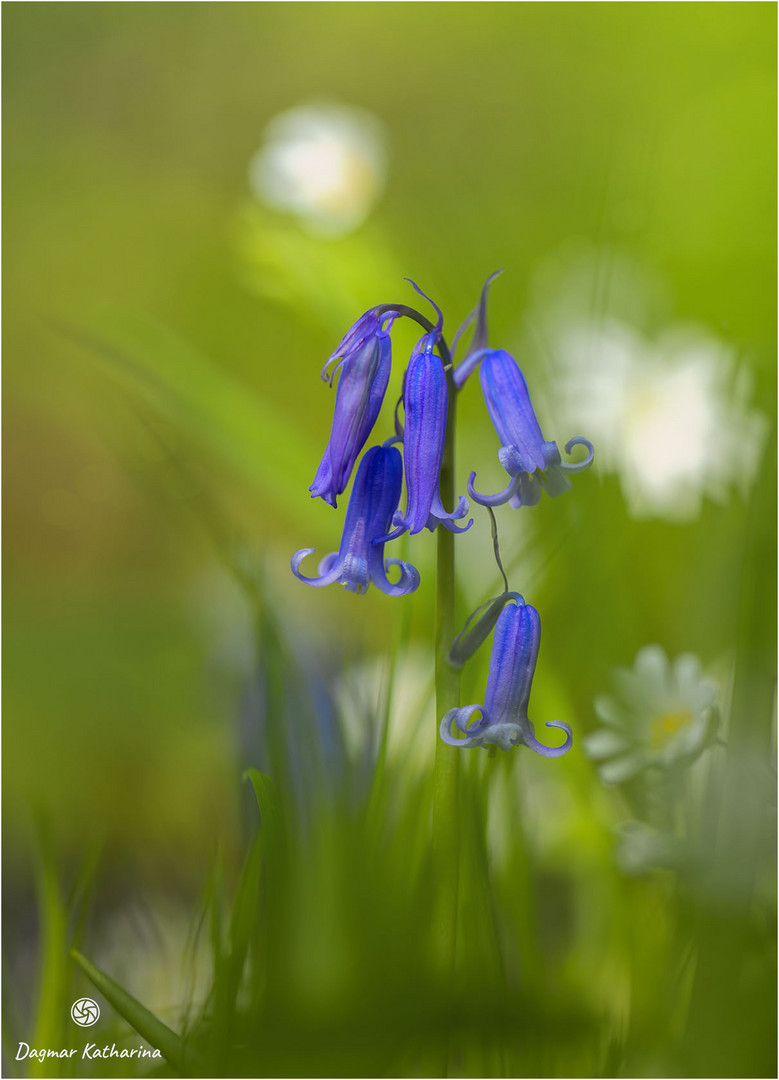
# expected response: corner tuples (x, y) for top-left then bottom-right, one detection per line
(293, 445), (420, 596)
(381, 281), (472, 540)
(440, 599), (573, 755)
(310, 308), (398, 508)
(448, 591), (523, 669)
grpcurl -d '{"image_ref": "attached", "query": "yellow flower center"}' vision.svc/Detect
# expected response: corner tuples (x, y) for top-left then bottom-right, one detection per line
(649, 708), (693, 750)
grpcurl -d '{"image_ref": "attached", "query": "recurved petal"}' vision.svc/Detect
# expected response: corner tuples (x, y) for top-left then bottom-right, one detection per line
(434, 514), (473, 535)
(439, 705), (485, 747)
(560, 436), (595, 474)
(520, 719), (573, 758)
(425, 493), (473, 534)
(317, 552), (340, 576)
(291, 548), (344, 588)
(372, 556), (421, 596)
(468, 470), (521, 507)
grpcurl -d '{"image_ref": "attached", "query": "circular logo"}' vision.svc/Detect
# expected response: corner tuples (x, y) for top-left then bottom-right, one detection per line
(71, 998), (100, 1027)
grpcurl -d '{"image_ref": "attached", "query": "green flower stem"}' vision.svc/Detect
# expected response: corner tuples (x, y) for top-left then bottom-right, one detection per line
(379, 300), (462, 989)
(432, 362), (461, 983)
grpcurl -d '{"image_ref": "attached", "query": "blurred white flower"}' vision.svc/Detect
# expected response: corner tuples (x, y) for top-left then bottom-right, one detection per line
(249, 102), (387, 236)
(584, 645), (718, 784)
(96, 902), (211, 1026)
(550, 319), (766, 520)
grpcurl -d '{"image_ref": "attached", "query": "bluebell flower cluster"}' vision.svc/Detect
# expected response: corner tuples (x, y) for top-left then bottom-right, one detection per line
(291, 274), (594, 755)
(294, 280), (471, 598)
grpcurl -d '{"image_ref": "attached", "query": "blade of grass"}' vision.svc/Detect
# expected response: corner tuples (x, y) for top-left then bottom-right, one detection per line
(53, 318), (317, 524)
(210, 828), (264, 1054)
(243, 769), (280, 840)
(70, 950), (205, 1076)
(29, 825), (69, 1079)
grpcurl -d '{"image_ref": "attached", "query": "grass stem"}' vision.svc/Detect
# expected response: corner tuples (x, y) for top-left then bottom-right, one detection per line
(431, 359), (461, 1074)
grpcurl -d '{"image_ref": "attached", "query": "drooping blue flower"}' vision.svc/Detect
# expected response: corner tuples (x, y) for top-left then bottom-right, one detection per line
(293, 444), (420, 596)
(464, 348), (594, 508)
(440, 598), (573, 754)
(454, 276), (593, 509)
(381, 281), (472, 540)
(310, 308), (399, 508)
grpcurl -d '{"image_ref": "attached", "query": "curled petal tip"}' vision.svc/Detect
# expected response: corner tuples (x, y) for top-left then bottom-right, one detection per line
(561, 436), (594, 474)
(439, 705), (484, 747)
(450, 494), (470, 519)
(524, 719), (573, 758)
(426, 493), (473, 534)
(467, 470), (520, 508)
(378, 557), (421, 596)
(441, 516), (473, 535)
(291, 548), (343, 588)
(291, 547), (316, 573)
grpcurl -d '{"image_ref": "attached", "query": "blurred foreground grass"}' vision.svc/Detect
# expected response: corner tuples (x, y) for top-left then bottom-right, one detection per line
(12, 563), (776, 1078)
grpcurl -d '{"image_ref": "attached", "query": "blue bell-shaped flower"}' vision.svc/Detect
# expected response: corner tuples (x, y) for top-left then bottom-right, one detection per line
(440, 598), (573, 754)
(310, 308), (398, 508)
(294, 444), (420, 596)
(454, 275), (593, 509)
(382, 281), (471, 540)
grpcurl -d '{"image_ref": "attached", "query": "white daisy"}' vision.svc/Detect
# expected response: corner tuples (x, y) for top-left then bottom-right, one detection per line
(584, 645), (718, 784)
(248, 102), (387, 236)
(550, 318), (766, 521)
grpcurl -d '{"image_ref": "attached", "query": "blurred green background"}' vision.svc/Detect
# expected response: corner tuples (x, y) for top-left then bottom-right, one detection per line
(3, 3), (776, 1077)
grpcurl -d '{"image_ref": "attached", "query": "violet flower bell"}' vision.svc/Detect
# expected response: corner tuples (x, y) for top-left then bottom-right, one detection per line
(382, 282), (471, 541)
(292, 444), (420, 596)
(440, 598), (573, 755)
(462, 348), (594, 508)
(454, 274), (593, 509)
(310, 308), (399, 508)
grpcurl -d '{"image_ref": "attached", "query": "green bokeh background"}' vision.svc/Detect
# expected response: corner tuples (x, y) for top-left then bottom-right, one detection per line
(3, 3), (776, 1077)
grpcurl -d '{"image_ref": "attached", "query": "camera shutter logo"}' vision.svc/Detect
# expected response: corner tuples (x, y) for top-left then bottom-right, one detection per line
(71, 998), (100, 1027)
